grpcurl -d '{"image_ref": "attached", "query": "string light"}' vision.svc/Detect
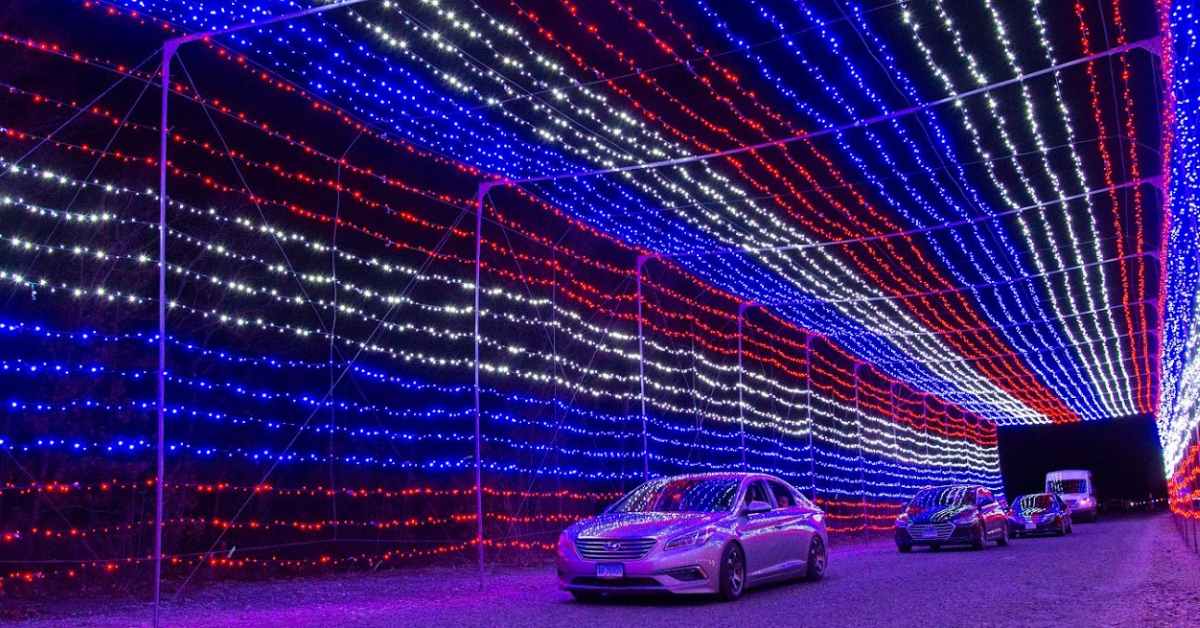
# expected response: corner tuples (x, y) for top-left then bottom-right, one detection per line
(0, 159), (1000, 449)
(8, 0), (1174, 591)
(82, 1), (1070, 422)
(1158, 0), (1200, 514)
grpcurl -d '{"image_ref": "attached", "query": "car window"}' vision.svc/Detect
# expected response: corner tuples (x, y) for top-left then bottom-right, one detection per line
(1047, 479), (1088, 494)
(743, 480), (771, 508)
(910, 486), (974, 508)
(1016, 494), (1053, 510)
(767, 480), (795, 509)
(607, 477), (741, 513)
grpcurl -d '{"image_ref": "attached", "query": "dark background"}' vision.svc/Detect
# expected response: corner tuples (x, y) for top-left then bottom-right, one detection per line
(998, 416), (1167, 501)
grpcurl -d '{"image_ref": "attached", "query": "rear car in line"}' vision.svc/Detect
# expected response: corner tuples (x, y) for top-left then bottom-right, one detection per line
(1007, 493), (1073, 537)
(895, 485), (1009, 552)
(556, 472), (828, 602)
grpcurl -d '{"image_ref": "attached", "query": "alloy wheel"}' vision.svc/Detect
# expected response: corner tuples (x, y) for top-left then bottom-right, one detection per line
(725, 544), (745, 598)
(806, 537), (827, 581)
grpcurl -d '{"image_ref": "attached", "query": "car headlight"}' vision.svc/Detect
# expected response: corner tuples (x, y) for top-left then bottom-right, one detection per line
(557, 530), (573, 553)
(895, 513), (909, 527)
(664, 526), (717, 551)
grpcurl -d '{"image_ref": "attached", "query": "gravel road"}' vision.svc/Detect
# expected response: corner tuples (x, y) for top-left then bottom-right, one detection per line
(7, 513), (1199, 628)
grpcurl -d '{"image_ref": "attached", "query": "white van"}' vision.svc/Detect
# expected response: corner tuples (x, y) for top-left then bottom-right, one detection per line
(1045, 470), (1097, 522)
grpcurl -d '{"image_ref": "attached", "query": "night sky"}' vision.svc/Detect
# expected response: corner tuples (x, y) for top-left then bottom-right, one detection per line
(999, 415), (1167, 501)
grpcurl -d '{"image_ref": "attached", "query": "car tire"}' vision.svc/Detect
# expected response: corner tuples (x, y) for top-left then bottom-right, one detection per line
(570, 591), (603, 603)
(717, 542), (746, 602)
(897, 542), (912, 553)
(805, 536), (827, 581)
(996, 524), (1009, 546)
(1056, 519), (1067, 536)
(971, 524), (986, 550)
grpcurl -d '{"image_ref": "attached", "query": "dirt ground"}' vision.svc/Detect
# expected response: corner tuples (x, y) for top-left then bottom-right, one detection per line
(4, 513), (1199, 627)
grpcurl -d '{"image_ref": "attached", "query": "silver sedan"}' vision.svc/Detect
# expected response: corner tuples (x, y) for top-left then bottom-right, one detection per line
(556, 472), (828, 601)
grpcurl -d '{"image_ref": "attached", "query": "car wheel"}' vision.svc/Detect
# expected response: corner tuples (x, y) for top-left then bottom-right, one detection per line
(971, 524), (986, 550)
(897, 542), (912, 553)
(718, 542), (746, 602)
(1067, 520), (1073, 534)
(805, 536), (827, 581)
(1056, 519), (1067, 536)
(996, 524), (1009, 546)
(570, 591), (603, 603)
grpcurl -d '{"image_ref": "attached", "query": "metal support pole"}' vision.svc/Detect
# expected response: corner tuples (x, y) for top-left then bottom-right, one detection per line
(473, 181), (492, 588)
(636, 255), (651, 481)
(149, 5), (375, 621)
(920, 393), (931, 479)
(1195, 425), (1200, 552)
(805, 335), (816, 501)
(853, 363), (866, 539)
(154, 39), (177, 628)
(736, 302), (753, 472)
(890, 383), (899, 469)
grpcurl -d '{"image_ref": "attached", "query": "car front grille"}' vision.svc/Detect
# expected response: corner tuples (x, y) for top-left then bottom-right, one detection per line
(574, 537), (656, 560)
(907, 523), (954, 541)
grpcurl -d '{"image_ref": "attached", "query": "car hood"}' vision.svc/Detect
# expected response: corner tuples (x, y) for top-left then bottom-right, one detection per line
(908, 504), (976, 524)
(570, 512), (725, 540)
(1012, 506), (1052, 519)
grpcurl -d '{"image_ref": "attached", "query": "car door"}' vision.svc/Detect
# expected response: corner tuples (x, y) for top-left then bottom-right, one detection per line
(735, 479), (781, 579)
(766, 479), (810, 571)
(976, 489), (1004, 538)
(1055, 495), (1071, 524)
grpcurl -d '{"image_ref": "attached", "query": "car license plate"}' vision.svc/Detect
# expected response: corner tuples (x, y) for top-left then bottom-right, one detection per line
(1025, 523), (1036, 531)
(596, 563), (624, 579)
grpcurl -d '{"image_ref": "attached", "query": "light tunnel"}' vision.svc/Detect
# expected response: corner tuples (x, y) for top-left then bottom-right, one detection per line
(0, 0), (1197, 620)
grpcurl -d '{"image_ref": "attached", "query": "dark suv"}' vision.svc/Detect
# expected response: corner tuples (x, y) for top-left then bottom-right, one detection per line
(895, 485), (1009, 552)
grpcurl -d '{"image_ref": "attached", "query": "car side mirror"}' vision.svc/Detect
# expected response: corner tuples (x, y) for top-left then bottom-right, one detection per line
(742, 500), (772, 516)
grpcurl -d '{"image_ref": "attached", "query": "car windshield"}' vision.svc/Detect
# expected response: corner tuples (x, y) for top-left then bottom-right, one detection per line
(1047, 479), (1088, 494)
(608, 477), (740, 513)
(1015, 494), (1053, 510)
(909, 486), (974, 509)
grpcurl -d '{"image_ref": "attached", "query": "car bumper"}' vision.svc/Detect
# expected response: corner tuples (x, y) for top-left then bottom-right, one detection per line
(1067, 504), (1096, 518)
(556, 543), (723, 595)
(895, 524), (976, 546)
(1008, 518), (1064, 535)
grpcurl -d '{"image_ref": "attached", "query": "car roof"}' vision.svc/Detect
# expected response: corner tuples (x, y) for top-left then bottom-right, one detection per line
(1046, 470), (1091, 478)
(654, 472), (786, 484)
